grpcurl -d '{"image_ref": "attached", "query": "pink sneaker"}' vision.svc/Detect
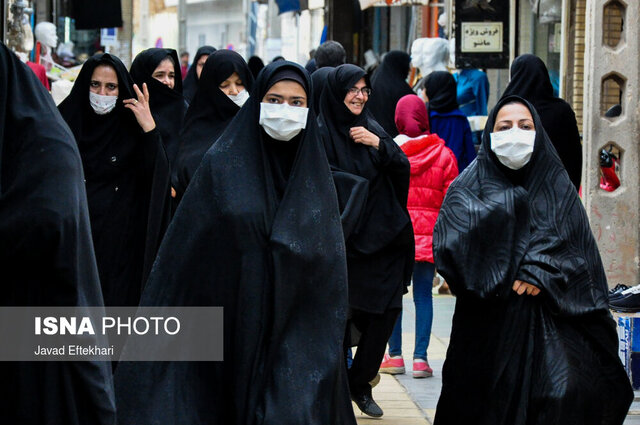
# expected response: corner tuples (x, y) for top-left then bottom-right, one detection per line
(379, 354), (405, 374)
(412, 359), (433, 378)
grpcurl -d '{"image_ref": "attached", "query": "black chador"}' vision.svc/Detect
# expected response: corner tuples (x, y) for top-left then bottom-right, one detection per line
(115, 61), (357, 425)
(182, 45), (216, 104)
(130, 48), (186, 170)
(0, 42), (116, 425)
(367, 50), (414, 138)
(174, 49), (254, 201)
(433, 95), (632, 425)
(501, 54), (582, 190)
(59, 53), (171, 306)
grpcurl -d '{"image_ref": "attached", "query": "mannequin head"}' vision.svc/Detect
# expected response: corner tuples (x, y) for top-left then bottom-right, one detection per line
(34, 22), (58, 48)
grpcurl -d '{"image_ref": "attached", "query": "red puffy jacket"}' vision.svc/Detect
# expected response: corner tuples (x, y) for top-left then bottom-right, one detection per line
(395, 134), (458, 262)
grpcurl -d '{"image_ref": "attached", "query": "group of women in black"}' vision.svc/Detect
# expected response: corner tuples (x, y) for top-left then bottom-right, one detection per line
(2, 36), (633, 425)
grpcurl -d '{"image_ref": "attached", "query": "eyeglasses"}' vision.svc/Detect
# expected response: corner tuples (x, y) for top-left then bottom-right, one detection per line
(348, 87), (372, 96)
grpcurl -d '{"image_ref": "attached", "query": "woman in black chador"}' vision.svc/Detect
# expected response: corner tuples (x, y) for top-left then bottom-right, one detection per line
(367, 50), (413, 138)
(0, 42), (116, 425)
(182, 45), (216, 104)
(174, 49), (254, 201)
(114, 61), (357, 425)
(433, 95), (632, 425)
(58, 53), (171, 306)
(502, 54), (582, 190)
(130, 48), (186, 172)
(317, 64), (414, 418)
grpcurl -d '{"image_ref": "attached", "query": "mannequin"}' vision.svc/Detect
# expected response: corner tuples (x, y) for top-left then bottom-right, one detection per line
(34, 21), (57, 72)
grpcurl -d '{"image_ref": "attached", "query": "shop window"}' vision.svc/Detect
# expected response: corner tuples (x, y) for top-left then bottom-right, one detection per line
(600, 73), (624, 119)
(602, 0), (625, 49)
(599, 142), (622, 192)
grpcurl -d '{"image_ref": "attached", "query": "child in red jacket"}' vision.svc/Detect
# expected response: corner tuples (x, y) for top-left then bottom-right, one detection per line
(380, 94), (458, 377)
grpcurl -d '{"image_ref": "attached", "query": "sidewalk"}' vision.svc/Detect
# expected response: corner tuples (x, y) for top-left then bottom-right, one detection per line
(359, 293), (640, 424)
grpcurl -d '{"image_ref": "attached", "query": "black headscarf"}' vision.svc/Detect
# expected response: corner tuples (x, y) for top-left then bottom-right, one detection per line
(59, 53), (171, 306)
(130, 48), (186, 168)
(182, 45), (216, 103)
(248, 55), (265, 79)
(425, 70), (459, 113)
(433, 95), (632, 425)
(318, 64), (414, 314)
(367, 50), (414, 137)
(174, 49), (254, 200)
(311, 66), (333, 111)
(501, 54), (582, 190)
(0, 42), (116, 425)
(114, 61), (357, 425)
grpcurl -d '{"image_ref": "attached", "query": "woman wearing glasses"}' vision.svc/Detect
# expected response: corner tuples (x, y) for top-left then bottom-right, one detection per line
(318, 64), (414, 418)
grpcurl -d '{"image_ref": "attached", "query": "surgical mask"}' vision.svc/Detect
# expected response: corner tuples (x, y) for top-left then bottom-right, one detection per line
(259, 102), (309, 142)
(490, 127), (536, 170)
(227, 89), (249, 107)
(89, 92), (118, 115)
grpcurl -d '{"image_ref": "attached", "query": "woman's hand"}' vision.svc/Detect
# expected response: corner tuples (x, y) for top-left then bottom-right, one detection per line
(512, 280), (541, 296)
(350, 126), (380, 150)
(123, 83), (156, 133)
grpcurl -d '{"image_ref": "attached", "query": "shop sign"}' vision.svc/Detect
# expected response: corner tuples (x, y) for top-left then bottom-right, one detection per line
(461, 22), (503, 52)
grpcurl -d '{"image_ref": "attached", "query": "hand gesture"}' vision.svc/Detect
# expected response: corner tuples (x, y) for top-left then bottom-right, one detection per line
(512, 280), (541, 296)
(350, 126), (380, 150)
(123, 83), (156, 133)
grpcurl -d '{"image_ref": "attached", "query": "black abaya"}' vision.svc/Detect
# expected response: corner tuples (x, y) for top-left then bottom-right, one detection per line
(182, 45), (216, 104)
(367, 51), (414, 138)
(59, 53), (171, 305)
(114, 61), (357, 425)
(501, 54), (582, 190)
(433, 95), (632, 425)
(0, 42), (116, 425)
(318, 64), (414, 314)
(174, 49), (254, 200)
(130, 48), (186, 169)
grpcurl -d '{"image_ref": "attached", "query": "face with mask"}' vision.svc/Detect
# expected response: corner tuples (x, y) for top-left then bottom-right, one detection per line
(490, 101), (536, 170)
(89, 64), (119, 115)
(260, 80), (309, 141)
(219, 71), (249, 107)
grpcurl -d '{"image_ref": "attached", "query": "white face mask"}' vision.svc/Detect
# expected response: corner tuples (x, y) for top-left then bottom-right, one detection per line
(227, 89), (249, 107)
(89, 92), (118, 115)
(259, 102), (309, 142)
(490, 127), (536, 170)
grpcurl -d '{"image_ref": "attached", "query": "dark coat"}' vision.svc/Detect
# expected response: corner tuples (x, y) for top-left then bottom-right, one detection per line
(433, 95), (632, 425)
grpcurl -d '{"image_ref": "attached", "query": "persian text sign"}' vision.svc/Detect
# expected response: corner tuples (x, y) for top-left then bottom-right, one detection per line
(461, 22), (503, 53)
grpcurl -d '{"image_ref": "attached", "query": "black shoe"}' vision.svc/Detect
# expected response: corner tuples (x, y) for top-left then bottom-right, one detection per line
(610, 291), (640, 313)
(609, 284), (629, 299)
(351, 393), (383, 418)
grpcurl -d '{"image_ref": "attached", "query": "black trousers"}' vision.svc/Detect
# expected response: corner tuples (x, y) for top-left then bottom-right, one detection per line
(346, 307), (401, 397)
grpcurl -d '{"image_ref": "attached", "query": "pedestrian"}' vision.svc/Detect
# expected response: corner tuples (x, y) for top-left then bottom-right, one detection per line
(502, 54), (582, 190)
(315, 40), (346, 68)
(380, 94), (458, 378)
(318, 64), (414, 418)
(58, 53), (171, 306)
(174, 49), (254, 201)
(425, 70), (476, 172)
(432, 95), (633, 425)
(130, 48), (186, 176)
(114, 61), (357, 425)
(311, 65), (333, 111)
(179, 50), (189, 80)
(182, 45), (216, 103)
(248, 55), (265, 79)
(0, 42), (116, 425)
(367, 51), (414, 138)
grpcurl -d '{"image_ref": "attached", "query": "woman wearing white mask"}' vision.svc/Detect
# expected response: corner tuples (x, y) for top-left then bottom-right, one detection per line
(317, 64), (414, 418)
(432, 96), (632, 425)
(115, 61), (357, 425)
(174, 49), (254, 202)
(58, 53), (171, 307)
